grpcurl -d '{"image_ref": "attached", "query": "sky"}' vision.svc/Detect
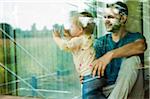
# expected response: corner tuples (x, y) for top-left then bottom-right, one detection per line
(0, 0), (123, 30)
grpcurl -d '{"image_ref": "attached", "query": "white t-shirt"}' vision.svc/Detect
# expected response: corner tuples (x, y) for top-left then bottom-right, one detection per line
(55, 35), (95, 76)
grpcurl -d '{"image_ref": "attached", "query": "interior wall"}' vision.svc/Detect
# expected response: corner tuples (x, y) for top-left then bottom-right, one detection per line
(126, 1), (142, 32)
(143, 0), (150, 88)
(143, 0), (150, 64)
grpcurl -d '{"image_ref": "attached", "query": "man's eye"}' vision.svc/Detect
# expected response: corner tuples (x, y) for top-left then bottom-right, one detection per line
(104, 16), (107, 18)
(108, 16), (115, 19)
(104, 15), (115, 19)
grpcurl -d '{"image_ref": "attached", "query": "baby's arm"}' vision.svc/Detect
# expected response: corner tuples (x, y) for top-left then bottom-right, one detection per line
(53, 31), (65, 49)
(53, 31), (82, 51)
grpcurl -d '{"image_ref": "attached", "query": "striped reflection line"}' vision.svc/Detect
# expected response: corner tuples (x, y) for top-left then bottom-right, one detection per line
(19, 88), (72, 94)
(0, 73), (57, 87)
(0, 62), (46, 99)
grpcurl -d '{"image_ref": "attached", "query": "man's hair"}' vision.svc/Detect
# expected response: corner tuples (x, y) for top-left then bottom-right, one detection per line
(107, 1), (128, 16)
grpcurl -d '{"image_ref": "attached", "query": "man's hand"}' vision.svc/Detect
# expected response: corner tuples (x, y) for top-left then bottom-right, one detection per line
(92, 52), (114, 77)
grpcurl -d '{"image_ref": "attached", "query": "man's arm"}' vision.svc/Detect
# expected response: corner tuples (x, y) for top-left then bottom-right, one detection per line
(92, 39), (146, 77)
(110, 39), (146, 58)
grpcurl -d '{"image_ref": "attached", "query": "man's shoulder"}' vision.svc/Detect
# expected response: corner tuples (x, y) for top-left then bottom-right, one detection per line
(123, 32), (145, 44)
(127, 32), (144, 39)
(127, 32), (143, 36)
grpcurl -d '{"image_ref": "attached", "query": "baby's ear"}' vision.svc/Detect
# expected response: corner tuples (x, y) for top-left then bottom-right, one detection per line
(79, 26), (83, 33)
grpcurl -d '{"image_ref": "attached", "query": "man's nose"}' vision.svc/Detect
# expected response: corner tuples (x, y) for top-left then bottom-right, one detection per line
(105, 19), (110, 24)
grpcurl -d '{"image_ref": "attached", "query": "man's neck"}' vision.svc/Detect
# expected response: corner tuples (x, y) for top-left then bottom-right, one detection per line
(112, 26), (127, 42)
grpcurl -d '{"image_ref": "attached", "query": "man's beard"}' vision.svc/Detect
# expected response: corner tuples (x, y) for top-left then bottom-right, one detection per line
(107, 22), (121, 33)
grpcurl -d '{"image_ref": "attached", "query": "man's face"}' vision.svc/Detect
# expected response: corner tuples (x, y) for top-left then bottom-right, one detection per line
(103, 8), (122, 32)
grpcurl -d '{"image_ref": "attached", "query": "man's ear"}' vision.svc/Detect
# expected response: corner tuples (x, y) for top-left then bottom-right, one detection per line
(120, 15), (127, 24)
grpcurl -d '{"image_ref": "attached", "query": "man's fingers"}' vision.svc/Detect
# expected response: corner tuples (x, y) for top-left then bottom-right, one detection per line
(98, 63), (102, 77)
(91, 60), (97, 69)
(92, 64), (99, 77)
(101, 64), (106, 76)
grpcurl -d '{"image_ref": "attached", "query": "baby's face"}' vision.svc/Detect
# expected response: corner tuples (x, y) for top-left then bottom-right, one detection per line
(70, 22), (83, 37)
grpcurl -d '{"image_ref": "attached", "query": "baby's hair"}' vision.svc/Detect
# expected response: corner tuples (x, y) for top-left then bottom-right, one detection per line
(79, 12), (96, 35)
(70, 11), (96, 35)
(79, 12), (93, 17)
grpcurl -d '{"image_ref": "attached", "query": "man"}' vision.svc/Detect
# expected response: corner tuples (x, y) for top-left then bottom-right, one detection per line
(80, 1), (147, 99)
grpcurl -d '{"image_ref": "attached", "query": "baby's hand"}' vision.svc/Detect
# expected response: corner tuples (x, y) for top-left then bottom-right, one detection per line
(64, 29), (72, 39)
(53, 31), (61, 37)
(52, 24), (61, 37)
(79, 75), (84, 84)
(64, 29), (70, 36)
